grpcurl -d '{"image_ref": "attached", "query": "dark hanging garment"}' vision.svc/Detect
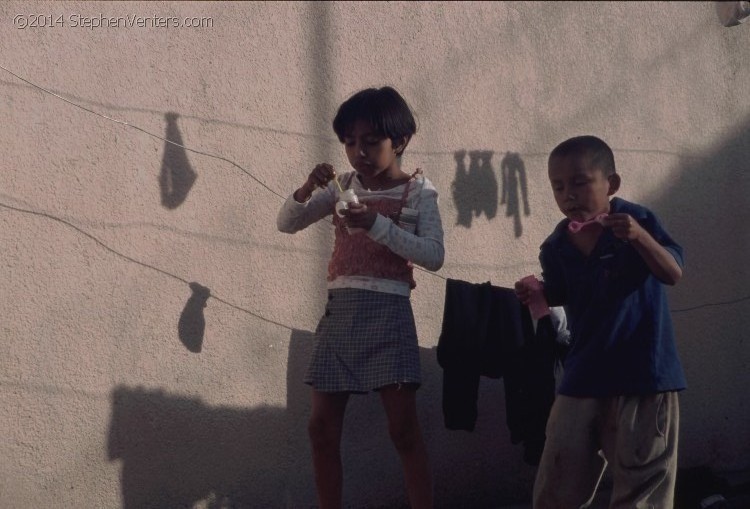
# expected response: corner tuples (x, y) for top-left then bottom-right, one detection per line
(436, 278), (557, 465)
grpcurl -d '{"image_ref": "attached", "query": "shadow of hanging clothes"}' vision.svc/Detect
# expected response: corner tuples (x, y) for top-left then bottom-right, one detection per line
(452, 150), (473, 227)
(476, 150), (498, 220)
(451, 150), (499, 228)
(178, 282), (210, 353)
(159, 112), (197, 209)
(500, 152), (530, 238)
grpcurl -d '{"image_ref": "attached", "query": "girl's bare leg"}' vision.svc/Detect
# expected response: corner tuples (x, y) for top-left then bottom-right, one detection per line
(309, 390), (350, 509)
(380, 384), (433, 509)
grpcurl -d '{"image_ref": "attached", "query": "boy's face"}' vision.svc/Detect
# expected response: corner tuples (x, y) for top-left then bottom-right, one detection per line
(548, 154), (618, 222)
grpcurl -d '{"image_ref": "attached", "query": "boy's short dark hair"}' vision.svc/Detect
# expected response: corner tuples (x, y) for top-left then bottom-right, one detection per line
(332, 87), (417, 149)
(549, 135), (616, 176)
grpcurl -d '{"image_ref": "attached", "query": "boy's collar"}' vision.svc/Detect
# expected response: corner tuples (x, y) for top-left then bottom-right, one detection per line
(609, 196), (624, 213)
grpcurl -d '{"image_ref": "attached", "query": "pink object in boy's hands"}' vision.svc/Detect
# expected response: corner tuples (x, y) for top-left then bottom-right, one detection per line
(568, 213), (608, 233)
(520, 275), (551, 320)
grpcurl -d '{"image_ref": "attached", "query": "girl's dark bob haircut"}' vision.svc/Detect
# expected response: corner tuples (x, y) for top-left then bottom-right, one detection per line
(332, 87), (417, 151)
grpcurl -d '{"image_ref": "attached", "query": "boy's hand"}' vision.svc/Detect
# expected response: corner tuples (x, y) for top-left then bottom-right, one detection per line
(603, 213), (644, 241)
(604, 213), (683, 285)
(341, 202), (377, 231)
(514, 280), (533, 305)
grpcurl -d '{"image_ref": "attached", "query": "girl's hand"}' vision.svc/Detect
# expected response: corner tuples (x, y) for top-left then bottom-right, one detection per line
(342, 202), (377, 231)
(603, 213), (643, 241)
(294, 163), (336, 202)
(307, 163), (336, 190)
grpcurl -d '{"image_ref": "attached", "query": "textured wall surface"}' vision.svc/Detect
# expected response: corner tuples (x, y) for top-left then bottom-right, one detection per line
(1, 1), (748, 507)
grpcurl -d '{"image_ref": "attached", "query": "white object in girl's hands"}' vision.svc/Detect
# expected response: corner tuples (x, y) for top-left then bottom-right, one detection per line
(335, 189), (359, 217)
(336, 189), (365, 234)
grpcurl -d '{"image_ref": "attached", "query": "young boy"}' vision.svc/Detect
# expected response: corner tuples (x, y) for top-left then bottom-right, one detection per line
(516, 135), (686, 509)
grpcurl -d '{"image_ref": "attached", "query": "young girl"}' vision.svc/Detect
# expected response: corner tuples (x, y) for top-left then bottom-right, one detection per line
(277, 86), (444, 509)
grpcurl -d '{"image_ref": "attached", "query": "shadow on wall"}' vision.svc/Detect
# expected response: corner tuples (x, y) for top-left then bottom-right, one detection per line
(178, 282), (211, 353)
(159, 112), (197, 209)
(107, 329), (525, 508)
(452, 150), (498, 228)
(452, 150), (530, 236)
(106, 331), (315, 509)
(107, 387), (288, 508)
(649, 116), (750, 468)
(650, 116), (749, 303)
(500, 152), (531, 238)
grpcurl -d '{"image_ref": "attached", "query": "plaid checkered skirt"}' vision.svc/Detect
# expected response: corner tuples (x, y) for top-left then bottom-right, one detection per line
(305, 288), (421, 393)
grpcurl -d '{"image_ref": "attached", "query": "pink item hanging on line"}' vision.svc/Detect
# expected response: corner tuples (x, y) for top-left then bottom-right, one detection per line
(568, 213), (608, 233)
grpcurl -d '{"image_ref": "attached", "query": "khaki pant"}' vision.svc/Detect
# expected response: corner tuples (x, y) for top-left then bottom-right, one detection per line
(533, 393), (679, 509)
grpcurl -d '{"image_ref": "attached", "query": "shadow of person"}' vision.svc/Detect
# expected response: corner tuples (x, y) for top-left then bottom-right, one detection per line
(106, 330), (316, 509)
(107, 328), (522, 507)
(178, 282), (211, 353)
(159, 112), (197, 209)
(107, 386), (289, 508)
(500, 151), (531, 238)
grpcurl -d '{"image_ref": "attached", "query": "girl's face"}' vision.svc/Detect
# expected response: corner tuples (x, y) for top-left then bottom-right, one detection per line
(342, 119), (405, 182)
(548, 154), (618, 222)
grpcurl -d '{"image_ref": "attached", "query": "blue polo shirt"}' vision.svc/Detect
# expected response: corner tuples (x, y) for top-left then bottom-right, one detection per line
(540, 197), (687, 397)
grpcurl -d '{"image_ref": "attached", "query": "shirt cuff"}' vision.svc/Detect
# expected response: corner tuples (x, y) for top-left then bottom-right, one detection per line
(367, 214), (391, 242)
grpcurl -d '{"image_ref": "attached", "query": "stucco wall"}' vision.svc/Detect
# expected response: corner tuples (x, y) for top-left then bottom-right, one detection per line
(1, 1), (748, 507)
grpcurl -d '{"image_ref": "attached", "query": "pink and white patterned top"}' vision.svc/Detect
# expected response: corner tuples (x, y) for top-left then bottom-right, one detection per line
(277, 170), (445, 296)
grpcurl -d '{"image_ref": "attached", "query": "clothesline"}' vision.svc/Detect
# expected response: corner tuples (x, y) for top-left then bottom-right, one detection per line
(0, 64), (746, 324)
